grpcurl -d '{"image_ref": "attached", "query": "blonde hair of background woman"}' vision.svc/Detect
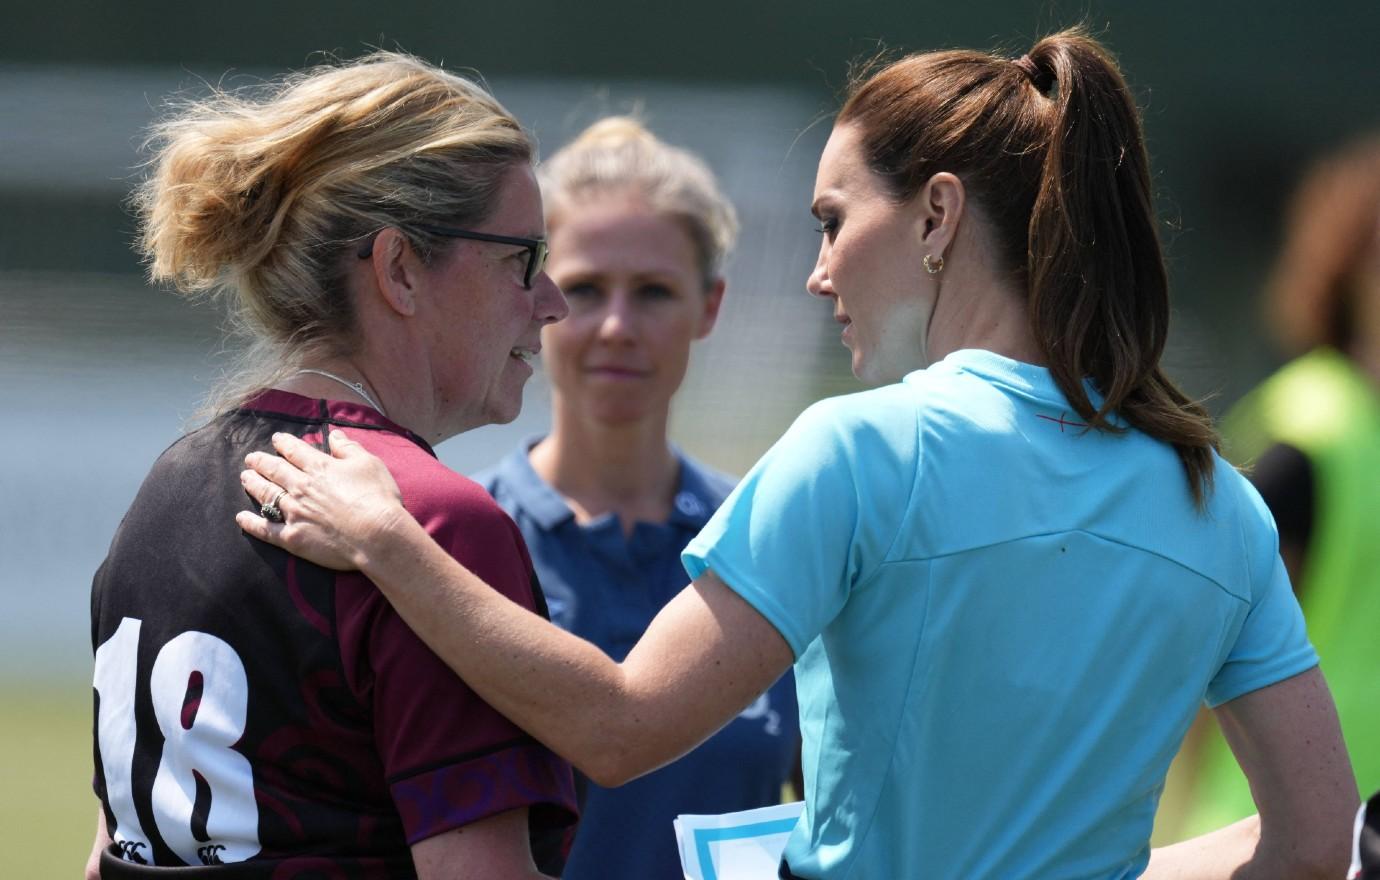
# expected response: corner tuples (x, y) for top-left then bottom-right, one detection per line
(132, 51), (533, 418)
(538, 116), (738, 286)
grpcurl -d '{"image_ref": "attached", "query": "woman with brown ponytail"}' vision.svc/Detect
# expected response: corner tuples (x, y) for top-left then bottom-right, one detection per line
(239, 29), (1356, 878)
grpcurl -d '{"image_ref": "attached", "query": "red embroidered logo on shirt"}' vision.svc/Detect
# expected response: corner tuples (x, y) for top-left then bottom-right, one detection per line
(1036, 412), (1088, 433)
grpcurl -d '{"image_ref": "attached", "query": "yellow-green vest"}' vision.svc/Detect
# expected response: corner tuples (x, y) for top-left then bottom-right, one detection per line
(1185, 347), (1380, 833)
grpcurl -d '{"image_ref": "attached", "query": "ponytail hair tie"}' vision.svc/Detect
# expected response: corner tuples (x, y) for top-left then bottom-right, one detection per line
(1014, 54), (1055, 94)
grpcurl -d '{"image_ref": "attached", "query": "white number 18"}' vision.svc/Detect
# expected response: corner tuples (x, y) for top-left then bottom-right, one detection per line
(93, 617), (261, 866)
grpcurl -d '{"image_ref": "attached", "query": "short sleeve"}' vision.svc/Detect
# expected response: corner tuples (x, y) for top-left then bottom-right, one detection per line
(336, 451), (577, 845)
(1205, 539), (1319, 708)
(682, 394), (916, 658)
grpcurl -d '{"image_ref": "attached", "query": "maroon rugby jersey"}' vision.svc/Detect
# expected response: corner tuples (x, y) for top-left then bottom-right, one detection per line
(90, 391), (577, 878)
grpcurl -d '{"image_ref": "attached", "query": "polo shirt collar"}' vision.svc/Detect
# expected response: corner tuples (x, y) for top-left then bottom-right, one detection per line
(496, 435), (718, 532)
(493, 437), (576, 531)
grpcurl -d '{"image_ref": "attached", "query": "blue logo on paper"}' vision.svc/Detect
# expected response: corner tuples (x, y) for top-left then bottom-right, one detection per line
(694, 818), (800, 880)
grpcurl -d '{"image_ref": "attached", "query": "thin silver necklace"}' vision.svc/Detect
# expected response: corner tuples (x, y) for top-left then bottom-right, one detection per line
(294, 368), (387, 417)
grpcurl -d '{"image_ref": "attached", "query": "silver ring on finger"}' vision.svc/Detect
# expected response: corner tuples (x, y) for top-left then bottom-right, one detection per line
(260, 488), (289, 524)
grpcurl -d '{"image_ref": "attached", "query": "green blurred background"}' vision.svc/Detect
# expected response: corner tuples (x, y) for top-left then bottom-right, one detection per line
(3, 1), (1378, 876)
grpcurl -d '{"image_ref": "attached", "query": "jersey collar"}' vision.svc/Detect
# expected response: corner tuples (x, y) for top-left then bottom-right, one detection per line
(240, 389), (435, 456)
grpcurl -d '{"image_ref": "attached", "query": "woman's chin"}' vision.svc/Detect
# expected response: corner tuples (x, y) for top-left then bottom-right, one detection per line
(851, 354), (912, 388)
(586, 399), (658, 427)
(558, 387), (662, 427)
(849, 349), (875, 384)
(476, 389), (525, 430)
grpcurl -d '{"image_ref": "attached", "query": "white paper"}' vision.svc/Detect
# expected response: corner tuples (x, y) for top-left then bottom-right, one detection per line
(674, 801), (804, 880)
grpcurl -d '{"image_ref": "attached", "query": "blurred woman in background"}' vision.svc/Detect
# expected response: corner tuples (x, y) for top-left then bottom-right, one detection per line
(238, 29), (1358, 878)
(476, 116), (799, 880)
(88, 53), (575, 878)
(1184, 135), (1380, 836)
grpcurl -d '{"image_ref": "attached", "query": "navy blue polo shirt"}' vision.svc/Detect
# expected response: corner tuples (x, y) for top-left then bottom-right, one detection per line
(478, 440), (799, 880)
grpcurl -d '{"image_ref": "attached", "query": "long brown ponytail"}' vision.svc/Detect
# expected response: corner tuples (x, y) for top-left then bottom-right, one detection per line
(840, 27), (1220, 507)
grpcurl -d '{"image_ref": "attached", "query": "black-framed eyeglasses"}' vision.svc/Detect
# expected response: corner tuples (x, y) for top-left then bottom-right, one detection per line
(356, 223), (549, 290)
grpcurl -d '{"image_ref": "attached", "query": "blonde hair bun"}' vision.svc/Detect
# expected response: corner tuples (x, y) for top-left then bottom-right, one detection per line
(132, 51), (533, 416)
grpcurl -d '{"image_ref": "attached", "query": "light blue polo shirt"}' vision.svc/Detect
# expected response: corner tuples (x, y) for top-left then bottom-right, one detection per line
(683, 349), (1317, 879)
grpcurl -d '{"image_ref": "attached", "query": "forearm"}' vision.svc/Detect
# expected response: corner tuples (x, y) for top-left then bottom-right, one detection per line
(360, 518), (692, 784)
(411, 808), (555, 880)
(1145, 813), (1344, 880)
(1143, 815), (1259, 879)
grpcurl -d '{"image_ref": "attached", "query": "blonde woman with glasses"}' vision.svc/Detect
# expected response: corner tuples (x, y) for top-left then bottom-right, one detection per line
(88, 53), (575, 879)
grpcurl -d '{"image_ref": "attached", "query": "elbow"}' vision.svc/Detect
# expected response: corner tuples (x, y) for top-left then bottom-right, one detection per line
(575, 718), (665, 787)
(582, 762), (632, 789)
(569, 694), (681, 787)
(580, 747), (653, 788)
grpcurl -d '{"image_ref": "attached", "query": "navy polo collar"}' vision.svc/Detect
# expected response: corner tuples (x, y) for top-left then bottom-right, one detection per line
(494, 435), (719, 532)
(492, 438), (572, 530)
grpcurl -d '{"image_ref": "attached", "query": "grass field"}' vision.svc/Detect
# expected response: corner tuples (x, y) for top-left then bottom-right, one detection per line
(0, 683), (96, 879)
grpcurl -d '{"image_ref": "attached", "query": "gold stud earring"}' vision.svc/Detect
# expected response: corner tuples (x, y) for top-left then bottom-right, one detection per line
(923, 254), (944, 275)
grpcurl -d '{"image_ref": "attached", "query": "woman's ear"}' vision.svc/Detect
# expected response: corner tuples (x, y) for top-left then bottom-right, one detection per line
(915, 172), (966, 256)
(367, 228), (420, 317)
(696, 278), (727, 339)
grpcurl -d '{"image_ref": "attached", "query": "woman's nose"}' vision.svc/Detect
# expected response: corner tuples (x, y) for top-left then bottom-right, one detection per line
(806, 241), (830, 298)
(534, 273), (568, 324)
(597, 291), (637, 341)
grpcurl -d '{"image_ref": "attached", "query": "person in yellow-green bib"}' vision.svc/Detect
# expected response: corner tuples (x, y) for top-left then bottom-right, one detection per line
(1185, 135), (1380, 834)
